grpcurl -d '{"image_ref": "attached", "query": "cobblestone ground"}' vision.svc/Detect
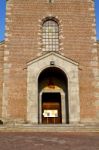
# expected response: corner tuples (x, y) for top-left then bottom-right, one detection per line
(0, 132), (99, 150)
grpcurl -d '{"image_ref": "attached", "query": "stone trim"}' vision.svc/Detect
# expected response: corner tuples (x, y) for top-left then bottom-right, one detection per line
(27, 52), (79, 66)
(38, 16), (64, 53)
(2, 0), (13, 121)
(39, 89), (66, 124)
(88, 0), (99, 121)
(27, 52), (80, 124)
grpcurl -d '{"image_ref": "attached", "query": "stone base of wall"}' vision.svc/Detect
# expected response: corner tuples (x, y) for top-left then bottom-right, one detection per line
(0, 123), (99, 132)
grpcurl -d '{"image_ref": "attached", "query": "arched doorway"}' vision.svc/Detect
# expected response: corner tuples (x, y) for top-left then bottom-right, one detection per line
(38, 67), (69, 124)
(27, 52), (80, 124)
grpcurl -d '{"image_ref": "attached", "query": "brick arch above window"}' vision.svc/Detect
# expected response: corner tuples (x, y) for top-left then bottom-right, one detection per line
(42, 18), (59, 52)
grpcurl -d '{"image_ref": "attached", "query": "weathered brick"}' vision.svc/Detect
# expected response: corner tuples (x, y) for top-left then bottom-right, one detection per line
(0, 0), (99, 124)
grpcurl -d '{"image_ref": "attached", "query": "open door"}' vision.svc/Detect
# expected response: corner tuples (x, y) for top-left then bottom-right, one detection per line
(42, 93), (62, 124)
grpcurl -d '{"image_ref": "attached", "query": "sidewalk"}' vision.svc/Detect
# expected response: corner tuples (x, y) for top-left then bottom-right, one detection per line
(0, 132), (98, 150)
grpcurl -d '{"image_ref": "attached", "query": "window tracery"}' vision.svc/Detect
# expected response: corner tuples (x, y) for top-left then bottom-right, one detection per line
(42, 19), (59, 51)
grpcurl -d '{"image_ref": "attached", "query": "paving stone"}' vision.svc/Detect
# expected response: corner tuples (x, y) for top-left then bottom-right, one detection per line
(0, 132), (99, 150)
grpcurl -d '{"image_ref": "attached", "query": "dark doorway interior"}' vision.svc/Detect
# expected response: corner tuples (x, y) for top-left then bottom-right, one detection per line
(38, 67), (69, 124)
(42, 93), (62, 124)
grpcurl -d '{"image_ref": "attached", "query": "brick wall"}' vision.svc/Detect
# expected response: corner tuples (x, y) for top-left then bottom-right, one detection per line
(0, 42), (4, 118)
(3, 0), (99, 122)
(97, 41), (99, 63)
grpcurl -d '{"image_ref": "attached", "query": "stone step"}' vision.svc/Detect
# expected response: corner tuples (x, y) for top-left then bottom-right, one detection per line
(0, 124), (99, 132)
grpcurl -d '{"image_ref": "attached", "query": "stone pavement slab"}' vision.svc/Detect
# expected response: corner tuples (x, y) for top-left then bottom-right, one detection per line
(0, 132), (99, 150)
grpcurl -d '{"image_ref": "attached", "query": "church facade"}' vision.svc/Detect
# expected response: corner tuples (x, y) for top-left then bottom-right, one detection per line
(0, 0), (99, 126)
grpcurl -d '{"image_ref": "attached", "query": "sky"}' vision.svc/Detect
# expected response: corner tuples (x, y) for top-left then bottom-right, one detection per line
(0, 0), (99, 42)
(95, 0), (99, 40)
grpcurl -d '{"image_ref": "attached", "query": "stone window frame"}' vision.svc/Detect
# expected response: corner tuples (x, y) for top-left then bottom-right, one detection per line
(38, 16), (64, 54)
(41, 17), (60, 52)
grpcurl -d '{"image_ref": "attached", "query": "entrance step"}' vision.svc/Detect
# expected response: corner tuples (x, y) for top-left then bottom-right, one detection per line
(0, 124), (99, 132)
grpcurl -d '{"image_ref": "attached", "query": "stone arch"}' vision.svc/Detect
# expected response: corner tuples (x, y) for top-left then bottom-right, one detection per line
(27, 52), (80, 124)
(38, 67), (69, 124)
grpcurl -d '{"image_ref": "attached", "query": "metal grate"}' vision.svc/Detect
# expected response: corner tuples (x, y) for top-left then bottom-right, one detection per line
(42, 20), (59, 51)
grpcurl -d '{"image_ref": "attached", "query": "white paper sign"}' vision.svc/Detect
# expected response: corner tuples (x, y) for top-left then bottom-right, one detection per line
(43, 110), (58, 118)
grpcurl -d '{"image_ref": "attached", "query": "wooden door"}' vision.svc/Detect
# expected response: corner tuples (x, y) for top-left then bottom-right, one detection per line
(42, 93), (62, 124)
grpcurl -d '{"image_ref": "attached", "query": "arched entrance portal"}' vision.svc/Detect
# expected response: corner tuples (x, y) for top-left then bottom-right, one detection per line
(38, 67), (69, 124)
(27, 52), (80, 124)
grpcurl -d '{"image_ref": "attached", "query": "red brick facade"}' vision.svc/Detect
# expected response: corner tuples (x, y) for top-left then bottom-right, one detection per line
(0, 0), (99, 124)
(0, 42), (4, 118)
(97, 41), (99, 63)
